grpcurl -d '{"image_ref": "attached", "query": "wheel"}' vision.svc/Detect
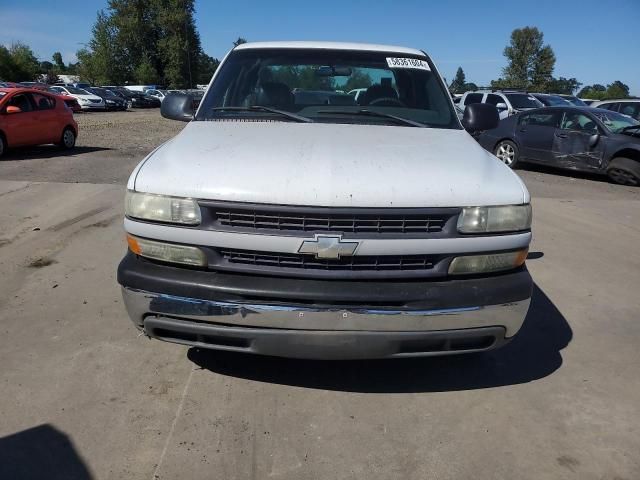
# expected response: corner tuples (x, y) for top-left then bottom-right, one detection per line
(0, 134), (5, 158)
(606, 157), (640, 186)
(494, 140), (519, 168)
(59, 127), (76, 150)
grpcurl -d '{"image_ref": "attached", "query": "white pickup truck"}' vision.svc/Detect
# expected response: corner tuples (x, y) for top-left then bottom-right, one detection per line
(118, 41), (532, 359)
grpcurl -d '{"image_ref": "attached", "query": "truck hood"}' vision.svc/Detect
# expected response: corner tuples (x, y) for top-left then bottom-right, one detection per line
(132, 121), (528, 207)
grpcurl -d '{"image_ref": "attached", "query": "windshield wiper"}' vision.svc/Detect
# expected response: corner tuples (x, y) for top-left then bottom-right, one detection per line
(210, 106), (314, 123)
(316, 109), (427, 128)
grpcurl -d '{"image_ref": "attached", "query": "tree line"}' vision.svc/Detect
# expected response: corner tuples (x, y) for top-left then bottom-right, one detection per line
(75, 0), (219, 88)
(449, 26), (631, 100)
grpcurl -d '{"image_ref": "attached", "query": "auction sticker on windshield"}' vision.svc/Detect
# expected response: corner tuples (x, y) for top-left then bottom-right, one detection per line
(386, 57), (430, 70)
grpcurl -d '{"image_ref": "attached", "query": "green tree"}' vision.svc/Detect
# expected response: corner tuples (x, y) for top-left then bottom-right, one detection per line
(578, 82), (629, 100)
(462, 82), (478, 93)
(492, 27), (556, 91)
(546, 77), (582, 94)
(78, 0), (205, 88)
(606, 80), (630, 99)
(135, 55), (159, 83)
(4, 42), (40, 81)
(197, 53), (220, 84)
(52, 52), (66, 72)
(0, 46), (13, 80)
(76, 48), (101, 85)
(157, 0), (203, 88)
(76, 10), (130, 84)
(233, 37), (247, 47)
(578, 84), (605, 97)
(449, 67), (466, 94)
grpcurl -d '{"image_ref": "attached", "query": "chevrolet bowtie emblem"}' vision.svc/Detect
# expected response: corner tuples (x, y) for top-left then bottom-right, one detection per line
(298, 235), (359, 259)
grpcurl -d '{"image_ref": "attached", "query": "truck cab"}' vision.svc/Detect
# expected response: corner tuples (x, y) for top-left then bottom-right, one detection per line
(118, 41), (533, 360)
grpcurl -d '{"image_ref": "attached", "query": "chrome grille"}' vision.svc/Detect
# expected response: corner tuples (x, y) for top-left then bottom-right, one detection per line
(219, 249), (436, 272)
(213, 210), (447, 234)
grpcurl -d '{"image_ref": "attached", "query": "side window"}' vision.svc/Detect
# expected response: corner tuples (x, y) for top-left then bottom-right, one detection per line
(32, 93), (56, 110)
(7, 93), (34, 112)
(600, 103), (618, 112)
(463, 93), (483, 105)
(619, 103), (640, 120)
(560, 113), (598, 132)
(485, 94), (502, 106)
(520, 112), (561, 127)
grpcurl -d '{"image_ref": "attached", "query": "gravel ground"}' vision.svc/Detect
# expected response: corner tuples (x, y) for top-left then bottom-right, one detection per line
(0, 109), (184, 184)
(0, 110), (639, 480)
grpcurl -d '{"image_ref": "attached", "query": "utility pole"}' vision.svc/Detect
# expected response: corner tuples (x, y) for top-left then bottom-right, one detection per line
(184, 0), (193, 89)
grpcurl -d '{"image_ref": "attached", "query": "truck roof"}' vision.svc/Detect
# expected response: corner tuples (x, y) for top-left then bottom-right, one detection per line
(233, 41), (425, 56)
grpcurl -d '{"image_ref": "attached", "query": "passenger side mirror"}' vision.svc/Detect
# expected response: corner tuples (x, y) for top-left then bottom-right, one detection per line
(588, 133), (600, 148)
(495, 102), (508, 111)
(462, 103), (499, 134)
(161, 92), (194, 122)
(5, 106), (22, 114)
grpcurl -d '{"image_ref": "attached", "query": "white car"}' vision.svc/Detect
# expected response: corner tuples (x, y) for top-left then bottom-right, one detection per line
(459, 90), (543, 120)
(590, 99), (640, 121)
(49, 86), (105, 110)
(118, 41), (533, 360)
(146, 89), (169, 102)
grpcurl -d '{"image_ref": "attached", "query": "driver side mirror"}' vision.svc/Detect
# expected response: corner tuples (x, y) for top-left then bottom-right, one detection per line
(6, 106), (22, 114)
(462, 103), (500, 134)
(588, 133), (600, 148)
(495, 102), (508, 111)
(161, 92), (194, 122)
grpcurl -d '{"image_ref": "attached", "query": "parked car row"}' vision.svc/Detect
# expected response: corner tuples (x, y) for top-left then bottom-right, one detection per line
(0, 81), (164, 112)
(456, 89), (598, 118)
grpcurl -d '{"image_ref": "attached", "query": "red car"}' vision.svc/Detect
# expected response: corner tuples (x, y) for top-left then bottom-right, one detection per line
(0, 88), (78, 157)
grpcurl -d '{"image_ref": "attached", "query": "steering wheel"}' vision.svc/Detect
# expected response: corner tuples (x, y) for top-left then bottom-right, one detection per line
(368, 97), (405, 107)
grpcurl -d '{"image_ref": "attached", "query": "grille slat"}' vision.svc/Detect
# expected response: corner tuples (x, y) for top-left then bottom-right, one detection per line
(214, 210), (447, 234)
(220, 249), (436, 272)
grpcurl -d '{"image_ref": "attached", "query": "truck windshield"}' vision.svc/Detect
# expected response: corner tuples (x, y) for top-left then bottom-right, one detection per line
(196, 48), (459, 129)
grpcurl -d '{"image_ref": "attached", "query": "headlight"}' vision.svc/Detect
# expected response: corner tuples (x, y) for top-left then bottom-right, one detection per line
(106, 99), (114, 104)
(457, 204), (531, 234)
(78, 98), (90, 104)
(127, 234), (206, 266)
(448, 248), (528, 275)
(125, 191), (201, 225)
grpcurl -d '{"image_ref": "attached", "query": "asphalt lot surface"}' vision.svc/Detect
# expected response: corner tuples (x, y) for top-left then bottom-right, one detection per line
(1, 109), (639, 479)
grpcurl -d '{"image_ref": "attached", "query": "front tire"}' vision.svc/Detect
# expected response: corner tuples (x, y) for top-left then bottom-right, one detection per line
(494, 140), (519, 168)
(59, 127), (76, 150)
(606, 157), (640, 186)
(0, 134), (5, 158)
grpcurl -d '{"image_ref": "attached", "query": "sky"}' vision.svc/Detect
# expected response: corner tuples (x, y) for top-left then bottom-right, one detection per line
(1, 0), (638, 95)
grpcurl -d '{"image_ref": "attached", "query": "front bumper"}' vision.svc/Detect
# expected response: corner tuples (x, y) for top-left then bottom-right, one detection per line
(118, 253), (532, 359)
